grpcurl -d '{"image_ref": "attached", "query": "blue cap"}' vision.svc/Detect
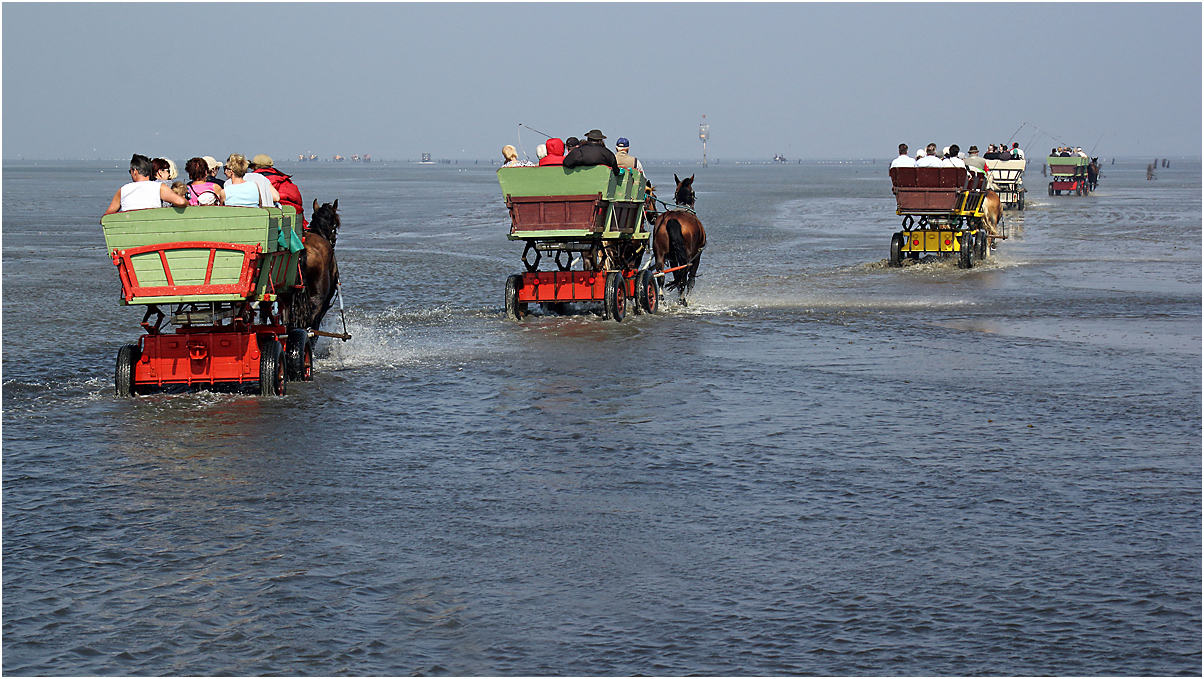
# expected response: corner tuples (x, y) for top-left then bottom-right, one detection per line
(616, 137), (630, 148)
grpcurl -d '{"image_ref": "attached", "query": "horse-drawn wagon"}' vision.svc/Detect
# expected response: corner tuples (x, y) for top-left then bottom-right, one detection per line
(102, 205), (313, 396)
(498, 165), (659, 321)
(1047, 155), (1092, 196)
(887, 166), (1001, 268)
(987, 159), (1027, 210)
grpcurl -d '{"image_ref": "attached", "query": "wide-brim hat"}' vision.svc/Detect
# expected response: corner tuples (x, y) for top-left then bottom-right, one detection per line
(584, 129), (606, 141)
(251, 154), (274, 168)
(968, 146), (978, 153)
(203, 156), (222, 172)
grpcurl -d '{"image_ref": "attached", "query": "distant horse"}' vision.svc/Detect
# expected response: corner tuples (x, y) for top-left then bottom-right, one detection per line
(652, 174), (707, 302)
(1087, 158), (1099, 191)
(289, 199), (341, 333)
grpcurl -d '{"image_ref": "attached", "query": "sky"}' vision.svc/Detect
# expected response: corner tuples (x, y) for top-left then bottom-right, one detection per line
(3, 3), (1199, 161)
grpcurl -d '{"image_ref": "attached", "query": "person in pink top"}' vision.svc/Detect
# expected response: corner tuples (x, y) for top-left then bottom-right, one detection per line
(184, 157), (226, 205)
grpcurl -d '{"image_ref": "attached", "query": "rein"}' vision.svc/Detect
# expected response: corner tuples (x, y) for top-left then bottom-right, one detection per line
(653, 197), (696, 214)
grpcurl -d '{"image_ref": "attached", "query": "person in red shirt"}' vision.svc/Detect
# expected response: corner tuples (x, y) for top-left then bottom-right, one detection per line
(539, 138), (565, 166)
(250, 154), (306, 226)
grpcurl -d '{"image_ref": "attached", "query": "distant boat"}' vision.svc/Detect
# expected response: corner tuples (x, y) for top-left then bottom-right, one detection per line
(419, 153), (434, 164)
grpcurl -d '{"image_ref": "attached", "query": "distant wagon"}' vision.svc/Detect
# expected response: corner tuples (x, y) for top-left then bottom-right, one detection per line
(1047, 155), (1092, 196)
(988, 158), (1027, 210)
(498, 165), (659, 321)
(102, 206), (312, 396)
(887, 166), (1000, 268)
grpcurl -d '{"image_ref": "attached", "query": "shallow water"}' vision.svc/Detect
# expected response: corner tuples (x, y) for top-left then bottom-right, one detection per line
(3, 158), (1200, 675)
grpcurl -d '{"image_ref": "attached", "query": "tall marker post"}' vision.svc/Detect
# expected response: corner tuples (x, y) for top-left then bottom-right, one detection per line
(699, 115), (710, 168)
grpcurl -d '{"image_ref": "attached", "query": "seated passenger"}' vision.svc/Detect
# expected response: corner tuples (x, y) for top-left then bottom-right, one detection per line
(539, 138), (565, 166)
(964, 146), (988, 173)
(945, 144), (966, 168)
(890, 143), (916, 168)
(203, 156), (226, 187)
(536, 144), (548, 162)
(500, 145), (535, 167)
(223, 153), (274, 207)
(250, 154), (305, 223)
(614, 138), (644, 173)
(564, 137), (581, 155)
(104, 154), (188, 215)
(184, 157), (225, 205)
(916, 143), (943, 168)
(1011, 142), (1025, 160)
(562, 129), (619, 175)
(152, 157), (177, 183)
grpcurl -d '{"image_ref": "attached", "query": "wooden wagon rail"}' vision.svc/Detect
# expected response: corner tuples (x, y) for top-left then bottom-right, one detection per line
(111, 241), (262, 303)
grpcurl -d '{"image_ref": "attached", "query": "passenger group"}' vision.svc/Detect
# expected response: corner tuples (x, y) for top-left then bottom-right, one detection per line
(105, 153), (307, 225)
(891, 141), (1026, 174)
(501, 129), (642, 175)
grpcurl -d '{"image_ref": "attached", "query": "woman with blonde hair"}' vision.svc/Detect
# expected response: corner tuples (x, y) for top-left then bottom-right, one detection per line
(222, 154), (272, 207)
(501, 145), (534, 168)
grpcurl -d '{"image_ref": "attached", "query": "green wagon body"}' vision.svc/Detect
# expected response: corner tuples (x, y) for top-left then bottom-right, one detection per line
(101, 206), (303, 305)
(498, 166), (650, 240)
(1046, 155), (1089, 177)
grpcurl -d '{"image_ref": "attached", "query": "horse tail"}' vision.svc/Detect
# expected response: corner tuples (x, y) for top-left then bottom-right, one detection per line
(667, 218), (688, 267)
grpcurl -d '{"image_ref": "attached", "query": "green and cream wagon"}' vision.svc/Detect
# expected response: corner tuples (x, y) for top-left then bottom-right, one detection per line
(101, 205), (310, 396)
(1046, 155), (1092, 196)
(497, 165), (659, 321)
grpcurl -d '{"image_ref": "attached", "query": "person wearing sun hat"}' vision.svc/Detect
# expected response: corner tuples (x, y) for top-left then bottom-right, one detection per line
(562, 129), (618, 174)
(250, 153), (306, 225)
(614, 137), (644, 174)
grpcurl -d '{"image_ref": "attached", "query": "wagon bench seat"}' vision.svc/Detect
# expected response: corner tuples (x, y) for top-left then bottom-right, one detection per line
(100, 206), (302, 305)
(498, 165), (649, 240)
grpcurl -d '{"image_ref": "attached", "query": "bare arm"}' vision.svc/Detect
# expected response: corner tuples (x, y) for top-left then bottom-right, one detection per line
(104, 188), (122, 215)
(160, 183), (188, 207)
(215, 185), (226, 205)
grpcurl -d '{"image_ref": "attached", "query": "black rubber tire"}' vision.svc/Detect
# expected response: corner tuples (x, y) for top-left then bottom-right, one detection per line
(115, 343), (139, 397)
(635, 269), (658, 314)
(1018, 191), (1025, 210)
(958, 233), (973, 269)
(976, 230), (988, 261)
(504, 274), (526, 321)
(1048, 184), (1054, 196)
(285, 328), (313, 382)
(259, 338), (286, 396)
(604, 272), (626, 322)
(889, 233), (904, 268)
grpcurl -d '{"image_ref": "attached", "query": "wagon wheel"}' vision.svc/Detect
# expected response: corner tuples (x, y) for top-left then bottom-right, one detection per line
(635, 269), (658, 314)
(1017, 191), (1025, 211)
(115, 343), (140, 397)
(889, 233), (904, 268)
(1048, 183), (1054, 196)
(285, 328), (313, 382)
(976, 230), (988, 261)
(259, 338), (286, 396)
(604, 272), (626, 322)
(504, 274), (527, 321)
(958, 233), (973, 269)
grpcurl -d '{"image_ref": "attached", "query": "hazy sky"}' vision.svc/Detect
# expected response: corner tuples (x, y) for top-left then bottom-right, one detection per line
(3, 3), (1199, 161)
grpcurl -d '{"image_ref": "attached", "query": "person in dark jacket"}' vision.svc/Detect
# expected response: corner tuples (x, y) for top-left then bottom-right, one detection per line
(562, 129), (619, 174)
(250, 154), (306, 226)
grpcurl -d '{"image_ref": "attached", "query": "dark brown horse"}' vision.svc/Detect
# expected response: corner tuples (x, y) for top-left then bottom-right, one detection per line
(652, 174), (707, 302)
(289, 199), (341, 333)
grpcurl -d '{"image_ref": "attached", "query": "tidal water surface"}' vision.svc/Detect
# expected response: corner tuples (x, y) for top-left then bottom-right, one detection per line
(3, 159), (1200, 675)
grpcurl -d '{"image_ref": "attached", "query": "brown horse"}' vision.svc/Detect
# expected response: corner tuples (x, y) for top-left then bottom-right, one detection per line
(981, 190), (1002, 238)
(289, 199), (341, 334)
(652, 174), (707, 302)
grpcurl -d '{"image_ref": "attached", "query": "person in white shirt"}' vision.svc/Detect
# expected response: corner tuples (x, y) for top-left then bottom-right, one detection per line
(890, 143), (916, 168)
(1010, 143), (1025, 160)
(945, 144), (966, 168)
(104, 154), (188, 215)
(916, 143), (943, 168)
